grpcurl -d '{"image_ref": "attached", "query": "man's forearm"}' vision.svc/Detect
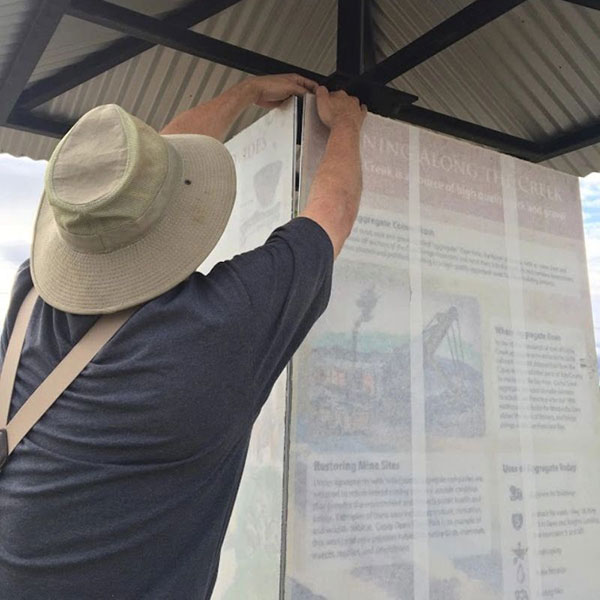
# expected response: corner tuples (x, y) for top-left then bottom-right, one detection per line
(301, 120), (363, 257)
(159, 78), (258, 141)
(312, 121), (362, 203)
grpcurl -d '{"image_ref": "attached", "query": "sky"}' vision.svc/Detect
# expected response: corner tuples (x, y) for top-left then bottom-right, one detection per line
(581, 171), (600, 353)
(0, 154), (46, 320)
(1, 153), (600, 358)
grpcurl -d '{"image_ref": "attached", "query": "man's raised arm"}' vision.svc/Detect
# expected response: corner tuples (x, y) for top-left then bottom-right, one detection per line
(300, 86), (367, 259)
(159, 74), (318, 141)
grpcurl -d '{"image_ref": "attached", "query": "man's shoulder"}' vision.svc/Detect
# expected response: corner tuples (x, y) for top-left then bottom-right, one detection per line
(8, 259), (33, 304)
(201, 217), (333, 300)
(1, 260), (33, 352)
(14, 258), (32, 285)
(266, 216), (334, 256)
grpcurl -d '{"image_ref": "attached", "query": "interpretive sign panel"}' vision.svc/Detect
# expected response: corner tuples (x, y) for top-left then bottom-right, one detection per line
(203, 97), (297, 600)
(284, 95), (600, 600)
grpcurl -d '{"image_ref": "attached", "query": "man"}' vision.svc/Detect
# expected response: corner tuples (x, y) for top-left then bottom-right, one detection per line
(0, 74), (366, 598)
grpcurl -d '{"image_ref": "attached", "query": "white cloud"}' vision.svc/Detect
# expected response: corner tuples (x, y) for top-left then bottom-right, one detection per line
(0, 154), (46, 323)
(580, 172), (600, 358)
(580, 172), (600, 198)
(583, 209), (595, 222)
(0, 153), (45, 251)
(581, 174), (600, 283)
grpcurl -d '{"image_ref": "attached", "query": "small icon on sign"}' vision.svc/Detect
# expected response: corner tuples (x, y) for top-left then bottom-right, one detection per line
(512, 542), (528, 564)
(514, 590), (529, 600)
(509, 485), (523, 501)
(512, 513), (523, 530)
(516, 562), (526, 584)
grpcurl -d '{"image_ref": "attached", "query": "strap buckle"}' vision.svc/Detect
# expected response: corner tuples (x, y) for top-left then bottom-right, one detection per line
(0, 428), (8, 471)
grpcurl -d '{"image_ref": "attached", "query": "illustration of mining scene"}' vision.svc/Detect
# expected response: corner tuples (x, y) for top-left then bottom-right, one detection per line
(295, 270), (485, 451)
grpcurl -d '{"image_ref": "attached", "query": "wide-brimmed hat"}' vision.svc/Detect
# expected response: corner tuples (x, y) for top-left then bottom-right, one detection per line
(30, 103), (236, 314)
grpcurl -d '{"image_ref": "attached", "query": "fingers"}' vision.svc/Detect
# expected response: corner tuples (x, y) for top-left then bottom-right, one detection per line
(315, 84), (368, 114)
(316, 86), (349, 97)
(260, 99), (285, 109)
(285, 73), (319, 92)
(298, 76), (319, 92)
(292, 84), (313, 97)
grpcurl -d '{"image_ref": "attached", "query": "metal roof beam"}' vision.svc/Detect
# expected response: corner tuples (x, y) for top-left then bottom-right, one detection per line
(562, 0), (600, 10)
(362, 0), (378, 71)
(0, 0), (69, 123)
(6, 110), (74, 139)
(17, 0), (245, 111)
(322, 73), (418, 116)
(8, 102), (593, 164)
(10, 100), (591, 166)
(395, 105), (544, 161)
(360, 0), (527, 84)
(337, 0), (367, 77)
(539, 121), (600, 161)
(65, 0), (326, 82)
(327, 1), (417, 120)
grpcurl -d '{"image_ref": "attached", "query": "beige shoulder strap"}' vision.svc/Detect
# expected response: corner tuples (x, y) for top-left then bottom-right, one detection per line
(0, 287), (136, 469)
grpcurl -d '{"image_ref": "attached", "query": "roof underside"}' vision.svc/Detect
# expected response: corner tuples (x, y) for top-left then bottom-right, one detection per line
(0, 0), (598, 176)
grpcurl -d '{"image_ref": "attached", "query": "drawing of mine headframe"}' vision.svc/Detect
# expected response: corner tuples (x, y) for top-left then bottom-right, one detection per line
(303, 294), (484, 445)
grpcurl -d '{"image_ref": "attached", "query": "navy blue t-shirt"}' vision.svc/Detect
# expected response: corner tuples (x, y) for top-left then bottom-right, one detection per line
(0, 217), (333, 599)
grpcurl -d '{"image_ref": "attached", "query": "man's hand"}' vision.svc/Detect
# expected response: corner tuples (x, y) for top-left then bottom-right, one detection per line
(246, 73), (319, 109)
(315, 85), (367, 131)
(160, 73), (318, 141)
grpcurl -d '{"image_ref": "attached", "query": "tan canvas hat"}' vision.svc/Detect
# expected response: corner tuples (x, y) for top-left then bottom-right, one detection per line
(30, 104), (236, 315)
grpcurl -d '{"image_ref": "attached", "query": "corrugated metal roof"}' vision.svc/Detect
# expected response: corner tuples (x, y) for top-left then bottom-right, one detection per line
(0, 0), (38, 83)
(382, 0), (600, 174)
(0, 0), (598, 176)
(0, 0), (336, 160)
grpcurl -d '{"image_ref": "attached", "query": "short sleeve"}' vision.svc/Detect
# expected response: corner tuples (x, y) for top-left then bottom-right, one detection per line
(1, 260), (32, 360)
(207, 216), (334, 419)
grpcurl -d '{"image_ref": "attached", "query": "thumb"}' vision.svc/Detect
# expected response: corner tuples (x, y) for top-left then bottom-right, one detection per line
(316, 85), (327, 95)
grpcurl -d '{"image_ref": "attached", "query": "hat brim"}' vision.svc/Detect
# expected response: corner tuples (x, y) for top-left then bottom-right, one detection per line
(30, 134), (236, 314)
